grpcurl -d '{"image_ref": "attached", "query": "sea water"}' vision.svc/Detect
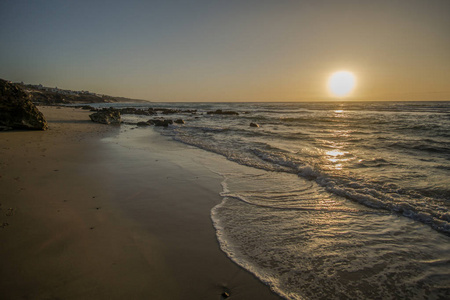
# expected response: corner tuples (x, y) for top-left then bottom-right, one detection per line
(104, 101), (450, 299)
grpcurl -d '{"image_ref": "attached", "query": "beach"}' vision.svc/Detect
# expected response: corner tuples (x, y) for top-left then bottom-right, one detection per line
(0, 106), (281, 300)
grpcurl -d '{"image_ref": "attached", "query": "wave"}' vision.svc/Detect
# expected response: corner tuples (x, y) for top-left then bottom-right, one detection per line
(117, 101), (450, 299)
(168, 129), (450, 235)
(388, 141), (450, 155)
(354, 158), (395, 168)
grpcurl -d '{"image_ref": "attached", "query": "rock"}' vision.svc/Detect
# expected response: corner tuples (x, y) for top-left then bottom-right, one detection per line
(155, 108), (180, 115)
(122, 121), (138, 125)
(207, 109), (239, 116)
(0, 79), (48, 130)
(79, 105), (93, 110)
(119, 107), (154, 116)
(89, 108), (121, 125)
(136, 121), (150, 126)
(250, 122), (259, 127)
(150, 119), (173, 127)
(174, 119), (185, 124)
(72, 105), (93, 110)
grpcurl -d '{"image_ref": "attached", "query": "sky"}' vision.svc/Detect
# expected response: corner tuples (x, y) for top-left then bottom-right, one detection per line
(1, 0), (449, 102)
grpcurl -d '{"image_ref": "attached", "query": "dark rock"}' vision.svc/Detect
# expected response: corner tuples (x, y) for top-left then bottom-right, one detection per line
(72, 105), (93, 110)
(155, 108), (180, 115)
(89, 108), (121, 125)
(137, 121), (150, 126)
(122, 121), (137, 125)
(250, 122), (259, 127)
(119, 107), (154, 116)
(151, 119), (173, 127)
(207, 109), (239, 116)
(0, 79), (48, 130)
(174, 119), (185, 124)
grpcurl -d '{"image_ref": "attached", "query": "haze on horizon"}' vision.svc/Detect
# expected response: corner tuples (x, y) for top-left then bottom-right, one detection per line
(1, 0), (449, 102)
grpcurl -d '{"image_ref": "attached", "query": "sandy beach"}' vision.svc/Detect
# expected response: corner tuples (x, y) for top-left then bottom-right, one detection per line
(0, 106), (280, 300)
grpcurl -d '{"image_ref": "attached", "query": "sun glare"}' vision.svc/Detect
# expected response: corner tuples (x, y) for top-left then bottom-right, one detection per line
(328, 71), (356, 97)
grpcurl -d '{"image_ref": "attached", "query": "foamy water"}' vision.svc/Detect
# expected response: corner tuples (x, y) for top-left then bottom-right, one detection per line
(103, 101), (450, 299)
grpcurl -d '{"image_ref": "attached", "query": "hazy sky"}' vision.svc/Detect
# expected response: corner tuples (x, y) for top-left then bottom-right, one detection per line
(1, 0), (449, 101)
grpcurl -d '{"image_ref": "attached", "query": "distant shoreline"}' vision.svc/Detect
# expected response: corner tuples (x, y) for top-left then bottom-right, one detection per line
(3, 79), (150, 105)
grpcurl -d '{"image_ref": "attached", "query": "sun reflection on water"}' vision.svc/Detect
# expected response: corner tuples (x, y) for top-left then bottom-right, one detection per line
(326, 149), (345, 157)
(325, 149), (352, 170)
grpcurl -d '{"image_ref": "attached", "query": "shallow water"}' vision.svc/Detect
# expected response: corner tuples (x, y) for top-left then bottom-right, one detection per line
(102, 101), (450, 299)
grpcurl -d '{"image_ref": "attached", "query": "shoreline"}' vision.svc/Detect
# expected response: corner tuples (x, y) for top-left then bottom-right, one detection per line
(0, 106), (281, 299)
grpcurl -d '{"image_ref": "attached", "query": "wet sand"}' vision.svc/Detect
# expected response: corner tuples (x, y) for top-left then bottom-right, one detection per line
(0, 106), (281, 299)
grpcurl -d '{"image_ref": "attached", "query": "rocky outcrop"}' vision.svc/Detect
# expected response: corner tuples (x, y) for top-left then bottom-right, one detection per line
(72, 105), (94, 110)
(89, 108), (121, 125)
(155, 108), (180, 115)
(149, 119), (173, 127)
(0, 79), (48, 130)
(118, 107), (155, 116)
(207, 109), (239, 116)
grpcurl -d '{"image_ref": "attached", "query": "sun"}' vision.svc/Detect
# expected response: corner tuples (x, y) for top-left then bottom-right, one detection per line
(327, 71), (356, 97)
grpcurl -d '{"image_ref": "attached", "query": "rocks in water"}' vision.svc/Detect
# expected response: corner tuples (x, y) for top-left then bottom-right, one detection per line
(0, 79), (48, 130)
(250, 122), (259, 127)
(207, 109), (239, 116)
(89, 108), (121, 125)
(136, 121), (150, 126)
(73, 105), (94, 110)
(118, 107), (155, 116)
(150, 119), (173, 127)
(158, 108), (180, 115)
(183, 109), (197, 114)
(174, 119), (185, 124)
(122, 121), (138, 126)
(154, 108), (196, 115)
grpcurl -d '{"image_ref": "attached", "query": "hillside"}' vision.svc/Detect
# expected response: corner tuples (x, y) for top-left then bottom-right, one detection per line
(14, 81), (149, 105)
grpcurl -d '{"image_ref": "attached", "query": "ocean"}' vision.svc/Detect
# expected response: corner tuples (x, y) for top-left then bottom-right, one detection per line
(100, 101), (450, 299)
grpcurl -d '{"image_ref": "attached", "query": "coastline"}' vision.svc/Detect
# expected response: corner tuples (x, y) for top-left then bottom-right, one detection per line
(0, 106), (281, 299)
